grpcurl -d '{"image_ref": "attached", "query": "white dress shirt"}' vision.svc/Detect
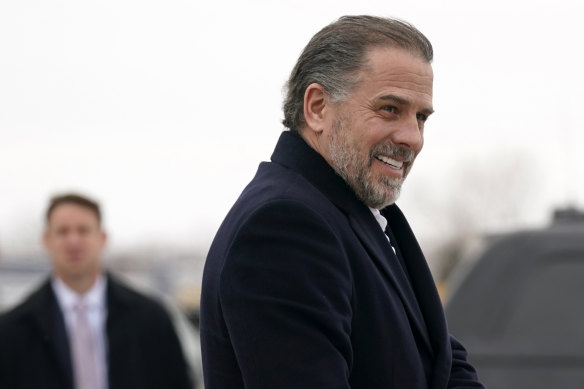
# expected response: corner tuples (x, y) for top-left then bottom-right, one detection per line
(52, 275), (109, 389)
(369, 207), (397, 254)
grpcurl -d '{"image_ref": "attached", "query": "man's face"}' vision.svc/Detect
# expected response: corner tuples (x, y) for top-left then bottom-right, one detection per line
(322, 47), (434, 209)
(43, 203), (106, 285)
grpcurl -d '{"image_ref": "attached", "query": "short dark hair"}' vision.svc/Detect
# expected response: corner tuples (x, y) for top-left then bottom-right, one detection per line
(282, 15), (433, 132)
(46, 193), (102, 225)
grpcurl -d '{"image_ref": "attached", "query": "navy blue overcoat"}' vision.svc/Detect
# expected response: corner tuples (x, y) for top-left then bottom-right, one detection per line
(201, 131), (483, 389)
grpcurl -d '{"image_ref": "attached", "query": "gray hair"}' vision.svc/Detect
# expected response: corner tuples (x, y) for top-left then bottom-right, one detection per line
(282, 15), (433, 132)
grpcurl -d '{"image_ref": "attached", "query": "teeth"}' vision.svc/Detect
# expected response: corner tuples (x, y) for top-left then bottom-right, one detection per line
(376, 155), (403, 169)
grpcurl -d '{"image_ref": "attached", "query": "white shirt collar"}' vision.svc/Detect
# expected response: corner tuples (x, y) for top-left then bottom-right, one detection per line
(369, 207), (388, 232)
(52, 273), (107, 311)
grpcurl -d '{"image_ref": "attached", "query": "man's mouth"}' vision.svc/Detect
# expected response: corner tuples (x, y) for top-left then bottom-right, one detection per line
(375, 155), (404, 169)
(67, 250), (83, 261)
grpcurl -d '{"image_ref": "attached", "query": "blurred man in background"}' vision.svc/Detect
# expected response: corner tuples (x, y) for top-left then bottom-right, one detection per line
(200, 15), (484, 389)
(0, 193), (193, 389)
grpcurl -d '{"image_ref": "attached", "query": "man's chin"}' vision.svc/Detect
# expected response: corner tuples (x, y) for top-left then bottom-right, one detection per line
(62, 267), (93, 279)
(360, 190), (399, 209)
(348, 173), (402, 209)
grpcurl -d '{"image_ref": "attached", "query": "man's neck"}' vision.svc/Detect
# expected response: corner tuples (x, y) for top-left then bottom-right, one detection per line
(57, 271), (101, 295)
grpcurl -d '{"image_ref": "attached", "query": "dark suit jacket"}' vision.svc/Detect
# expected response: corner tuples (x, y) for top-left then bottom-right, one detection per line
(200, 131), (484, 389)
(0, 273), (192, 389)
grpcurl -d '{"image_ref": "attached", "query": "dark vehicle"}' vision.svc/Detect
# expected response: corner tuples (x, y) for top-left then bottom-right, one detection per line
(446, 208), (584, 388)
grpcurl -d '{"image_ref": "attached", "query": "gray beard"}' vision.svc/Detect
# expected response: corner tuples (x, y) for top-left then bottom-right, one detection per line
(328, 118), (411, 209)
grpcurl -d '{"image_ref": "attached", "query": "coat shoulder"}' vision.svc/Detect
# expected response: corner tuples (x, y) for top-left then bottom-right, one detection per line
(0, 281), (50, 333)
(106, 275), (174, 322)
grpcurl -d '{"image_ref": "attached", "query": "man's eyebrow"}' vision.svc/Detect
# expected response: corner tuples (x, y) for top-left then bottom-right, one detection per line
(378, 94), (434, 116)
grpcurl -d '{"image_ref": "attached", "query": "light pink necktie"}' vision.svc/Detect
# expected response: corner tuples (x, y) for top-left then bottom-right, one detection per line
(71, 303), (99, 389)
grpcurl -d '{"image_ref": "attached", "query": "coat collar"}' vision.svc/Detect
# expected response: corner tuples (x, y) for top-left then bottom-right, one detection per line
(270, 130), (360, 216)
(104, 271), (140, 329)
(271, 131), (438, 357)
(28, 273), (135, 348)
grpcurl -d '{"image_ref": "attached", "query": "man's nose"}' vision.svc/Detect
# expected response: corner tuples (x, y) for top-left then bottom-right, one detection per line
(390, 116), (423, 151)
(65, 231), (82, 244)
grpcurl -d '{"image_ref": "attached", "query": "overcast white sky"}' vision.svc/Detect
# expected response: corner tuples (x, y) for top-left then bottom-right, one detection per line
(1, 0), (583, 257)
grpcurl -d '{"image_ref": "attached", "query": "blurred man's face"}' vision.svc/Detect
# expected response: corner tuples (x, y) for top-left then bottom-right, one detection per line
(322, 47), (434, 208)
(44, 203), (105, 286)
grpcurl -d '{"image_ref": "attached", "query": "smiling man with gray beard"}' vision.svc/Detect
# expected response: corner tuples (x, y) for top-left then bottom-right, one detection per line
(328, 115), (416, 209)
(200, 15), (485, 389)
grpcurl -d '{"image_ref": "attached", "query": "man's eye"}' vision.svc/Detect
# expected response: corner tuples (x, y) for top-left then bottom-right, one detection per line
(381, 106), (396, 113)
(416, 113), (428, 122)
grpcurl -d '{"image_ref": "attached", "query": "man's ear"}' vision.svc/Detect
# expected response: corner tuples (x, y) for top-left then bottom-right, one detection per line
(42, 229), (49, 249)
(100, 230), (107, 247)
(303, 83), (329, 134)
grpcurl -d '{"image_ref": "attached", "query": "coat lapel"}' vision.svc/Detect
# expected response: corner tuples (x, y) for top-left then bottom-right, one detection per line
(106, 273), (148, 388)
(271, 131), (434, 356)
(105, 274), (131, 387)
(384, 206), (452, 388)
(29, 280), (74, 389)
(348, 209), (433, 356)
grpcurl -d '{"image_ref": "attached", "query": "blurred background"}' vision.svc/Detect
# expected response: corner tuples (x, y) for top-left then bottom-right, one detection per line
(1, 0), (583, 387)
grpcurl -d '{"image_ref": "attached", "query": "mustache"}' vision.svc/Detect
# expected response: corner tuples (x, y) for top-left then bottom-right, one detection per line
(369, 143), (415, 163)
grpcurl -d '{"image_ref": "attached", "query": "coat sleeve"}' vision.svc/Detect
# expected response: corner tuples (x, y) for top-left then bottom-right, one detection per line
(219, 199), (353, 389)
(448, 335), (486, 388)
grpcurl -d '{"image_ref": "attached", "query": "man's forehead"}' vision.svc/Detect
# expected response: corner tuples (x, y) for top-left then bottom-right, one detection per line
(365, 47), (432, 76)
(48, 203), (100, 224)
(348, 51), (432, 107)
